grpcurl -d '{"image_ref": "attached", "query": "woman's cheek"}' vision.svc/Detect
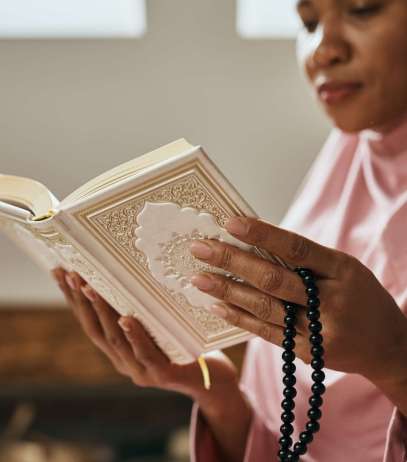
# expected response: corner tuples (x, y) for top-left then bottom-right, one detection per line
(364, 38), (407, 126)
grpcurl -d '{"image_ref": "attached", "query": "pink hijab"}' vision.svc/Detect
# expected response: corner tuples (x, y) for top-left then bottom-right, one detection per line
(190, 117), (407, 461)
(280, 120), (407, 314)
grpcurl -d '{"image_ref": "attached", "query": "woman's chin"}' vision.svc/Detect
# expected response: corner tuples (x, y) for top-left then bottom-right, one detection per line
(330, 117), (374, 133)
(328, 112), (406, 134)
(323, 105), (383, 133)
(320, 96), (407, 133)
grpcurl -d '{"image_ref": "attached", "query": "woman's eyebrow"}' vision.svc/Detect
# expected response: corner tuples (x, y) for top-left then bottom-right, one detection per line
(297, 0), (312, 10)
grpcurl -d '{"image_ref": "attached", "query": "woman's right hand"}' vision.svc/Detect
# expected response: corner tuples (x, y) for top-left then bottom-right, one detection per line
(52, 267), (254, 462)
(51, 267), (241, 409)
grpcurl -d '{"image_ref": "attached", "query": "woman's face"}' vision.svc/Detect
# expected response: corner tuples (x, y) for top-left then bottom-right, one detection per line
(296, 0), (407, 133)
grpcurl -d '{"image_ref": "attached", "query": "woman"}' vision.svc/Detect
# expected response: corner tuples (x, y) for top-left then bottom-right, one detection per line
(52, 0), (407, 460)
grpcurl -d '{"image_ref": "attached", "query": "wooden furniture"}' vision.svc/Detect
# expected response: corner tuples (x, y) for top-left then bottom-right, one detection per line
(0, 305), (247, 458)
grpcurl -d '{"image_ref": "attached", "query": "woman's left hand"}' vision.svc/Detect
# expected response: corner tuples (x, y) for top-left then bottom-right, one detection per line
(189, 216), (407, 388)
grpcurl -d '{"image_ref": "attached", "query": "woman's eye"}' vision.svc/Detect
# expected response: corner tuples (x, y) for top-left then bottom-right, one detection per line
(349, 4), (382, 17)
(303, 19), (318, 33)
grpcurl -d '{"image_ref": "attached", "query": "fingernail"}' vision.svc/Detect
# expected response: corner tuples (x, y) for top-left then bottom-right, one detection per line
(191, 274), (215, 290)
(189, 241), (213, 259)
(225, 217), (248, 236)
(208, 304), (227, 318)
(118, 318), (131, 332)
(81, 285), (97, 302)
(65, 274), (77, 290)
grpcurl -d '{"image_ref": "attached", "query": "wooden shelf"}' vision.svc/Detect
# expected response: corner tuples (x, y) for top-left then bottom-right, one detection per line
(0, 306), (247, 384)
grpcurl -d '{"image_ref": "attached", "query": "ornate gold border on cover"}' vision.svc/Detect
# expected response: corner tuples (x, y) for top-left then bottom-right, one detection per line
(73, 159), (251, 346)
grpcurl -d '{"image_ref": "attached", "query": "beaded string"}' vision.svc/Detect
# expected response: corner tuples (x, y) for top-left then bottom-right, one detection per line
(278, 267), (325, 462)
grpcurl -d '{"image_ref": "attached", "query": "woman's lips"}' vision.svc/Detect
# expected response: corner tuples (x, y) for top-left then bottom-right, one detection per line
(317, 81), (363, 105)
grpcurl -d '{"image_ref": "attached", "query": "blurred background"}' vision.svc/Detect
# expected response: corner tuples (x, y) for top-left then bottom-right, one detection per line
(0, 0), (330, 460)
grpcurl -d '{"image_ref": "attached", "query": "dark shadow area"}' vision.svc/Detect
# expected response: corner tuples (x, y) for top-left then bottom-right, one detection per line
(0, 383), (192, 461)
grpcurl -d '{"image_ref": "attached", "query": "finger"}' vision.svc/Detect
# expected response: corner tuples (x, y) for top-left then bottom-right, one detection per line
(51, 267), (74, 305)
(208, 302), (296, 347)
(62, 273), (127, 374)
(118, 317), (170, 369)
(65, 272), (90, 320)
(190, 272), (308, 334)
(51, 266), (65, 284)
(85, 287), (146, 376)
(224, 216), (342, 278)
(190, 239), (309, 306)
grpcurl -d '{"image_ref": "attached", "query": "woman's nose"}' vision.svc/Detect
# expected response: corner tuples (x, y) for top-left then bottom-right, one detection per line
(311, 20), (351, 69)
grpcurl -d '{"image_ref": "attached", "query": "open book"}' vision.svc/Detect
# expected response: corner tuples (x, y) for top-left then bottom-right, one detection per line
(0, 139), (287, 366)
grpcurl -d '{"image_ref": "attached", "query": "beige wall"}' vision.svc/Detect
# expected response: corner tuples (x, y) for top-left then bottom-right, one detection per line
(0, 0), (330, 304)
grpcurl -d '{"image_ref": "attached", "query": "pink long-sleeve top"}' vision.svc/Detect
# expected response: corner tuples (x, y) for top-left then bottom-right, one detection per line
(189, 121), (407, 461)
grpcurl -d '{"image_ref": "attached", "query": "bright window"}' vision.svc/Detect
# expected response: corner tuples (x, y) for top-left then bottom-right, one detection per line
(237, 0), (301, 39)
(0, 0), (146, 38)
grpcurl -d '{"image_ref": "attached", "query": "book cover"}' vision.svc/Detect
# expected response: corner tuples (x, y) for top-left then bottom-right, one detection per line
(0, 139), (283, 365)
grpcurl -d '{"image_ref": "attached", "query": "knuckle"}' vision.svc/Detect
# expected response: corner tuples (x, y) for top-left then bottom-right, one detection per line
(337, 252), (361, 281)
(124, 330), (136, 343)
(253, 294), (273, 322)
(285, 277), (307, 305)
(228, 309), (242, 327)
(288, 234), (310, 262)
(218, 246), (233, 271)
(220, 279), (234, 302)
(259, 268), (283, 293)
(250, 220), (268, 245)
(107, 335), (124, 349)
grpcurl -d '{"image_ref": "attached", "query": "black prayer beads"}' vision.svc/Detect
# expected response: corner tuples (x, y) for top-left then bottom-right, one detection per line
(278, 267), (325, 462)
